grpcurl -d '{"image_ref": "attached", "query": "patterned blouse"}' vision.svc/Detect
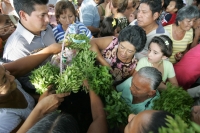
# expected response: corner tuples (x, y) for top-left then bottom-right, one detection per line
(101, 37), (137, 84)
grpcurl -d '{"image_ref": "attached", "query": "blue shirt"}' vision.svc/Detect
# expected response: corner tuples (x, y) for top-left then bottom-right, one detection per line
(79, 0), (100, 28)
(53, 21), (92, 43)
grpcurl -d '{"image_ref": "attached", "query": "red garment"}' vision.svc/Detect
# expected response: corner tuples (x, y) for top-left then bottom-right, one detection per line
(162, 13), (177, 26)
(174, 44), (200, 90)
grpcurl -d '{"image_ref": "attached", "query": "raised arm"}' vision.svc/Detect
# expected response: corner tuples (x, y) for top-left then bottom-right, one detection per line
(17, 92), (70, 133)
(3, 43), (61, 77)
(87, 90), (108, 133)
(90, 36), (113, 69)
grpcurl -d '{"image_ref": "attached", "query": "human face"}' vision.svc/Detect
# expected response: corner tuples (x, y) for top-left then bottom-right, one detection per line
(22, 4), (49, 35)
(148, 42), (165, 64)
(179, 18), (196, 31)
(124, 110), (156, 133)
(137, 3), (158, 28)
(130, 73), (151, 98)
(166, 1), (177, 13)
(193, 18), (200, 29)
(0, 66), (16, 95)
(117, 41), (136, 62)
(124, 0), (135, 19)
(0, 15), (16, 38)
(58, 9), (76, 30)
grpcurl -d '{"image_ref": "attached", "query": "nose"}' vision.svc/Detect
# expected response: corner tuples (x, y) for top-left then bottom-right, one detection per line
(44, 14), (49, 23)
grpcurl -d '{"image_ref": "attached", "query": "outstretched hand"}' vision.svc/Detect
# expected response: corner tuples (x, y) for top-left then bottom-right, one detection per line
(36, 92), (70, 115)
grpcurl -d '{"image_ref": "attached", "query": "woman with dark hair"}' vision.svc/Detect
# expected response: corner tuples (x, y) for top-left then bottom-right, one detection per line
(164, 5), (199, 63)
(90, 25), (146, 85)
(124, 110), (174, 133)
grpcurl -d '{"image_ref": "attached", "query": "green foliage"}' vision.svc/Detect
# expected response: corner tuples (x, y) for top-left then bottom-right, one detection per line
(29, 62), (60, 94)
(56, 65), (83, 93)
(156, 115), (200, 133)
(104, 91), (131, 128)
(152, 83), (193, 122)
(87, 65), (113, 96)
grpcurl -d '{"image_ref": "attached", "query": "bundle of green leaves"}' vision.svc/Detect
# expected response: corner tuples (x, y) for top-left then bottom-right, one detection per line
(104, 91), (131, 128)
(152, 83), (194, 122)
(29, 62), (60, 94)
(155, 115), (200, 133)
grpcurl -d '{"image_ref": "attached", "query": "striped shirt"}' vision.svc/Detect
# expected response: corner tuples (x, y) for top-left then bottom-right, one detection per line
(53, 22), (92, 43)
(164, 24), (193, 63)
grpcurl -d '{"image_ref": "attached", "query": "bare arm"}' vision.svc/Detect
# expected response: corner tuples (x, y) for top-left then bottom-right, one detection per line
(158, 77), (179, 91)
(90, 36), (113, 69)
(87, 26), (100, 34)
(17, 93), (70, 133)
(3, 43), (62, 77)
(87, 90), (108, 133)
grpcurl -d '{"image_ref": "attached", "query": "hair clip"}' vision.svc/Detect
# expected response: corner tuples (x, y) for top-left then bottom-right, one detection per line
(165, 41), (169, 45)
(112, 19), (116, 27)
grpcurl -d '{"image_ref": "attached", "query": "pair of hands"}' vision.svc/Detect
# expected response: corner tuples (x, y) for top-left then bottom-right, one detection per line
(35, 85), (70, 115)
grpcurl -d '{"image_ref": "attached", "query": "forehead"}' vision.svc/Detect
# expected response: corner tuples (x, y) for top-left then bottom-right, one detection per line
(120, 41), (136, 50)
(61, 9), (74, 15)
(32, 4), (48, 14)
(138, 3), (152, 12)
(149, 42), (162, 51)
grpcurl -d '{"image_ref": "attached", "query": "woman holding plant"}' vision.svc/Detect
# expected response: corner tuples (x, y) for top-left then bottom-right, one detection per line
(90, 25), (146, 85)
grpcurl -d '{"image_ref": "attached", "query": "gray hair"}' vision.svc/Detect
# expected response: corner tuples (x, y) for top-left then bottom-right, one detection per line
(175, 5), (199, 26)
(137, 67), (162, 90)
(27, 112), (80, 133)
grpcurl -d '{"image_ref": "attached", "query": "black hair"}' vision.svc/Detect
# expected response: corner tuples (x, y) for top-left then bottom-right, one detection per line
(118, 25), (146, 52)
(172, 0), (184, 11)
(149, 35), (173, 57)
(27, 112), (80, 133)
(14, 0), (49, 17)
(142, 111), (174, 133)
(99, 17), (118, 37)
(140, 0), (162, 15)
(163, 0), (170, 10)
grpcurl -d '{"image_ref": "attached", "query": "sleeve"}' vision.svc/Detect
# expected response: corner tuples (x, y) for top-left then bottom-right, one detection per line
(116, 77), (132, 92)
(167, 62), (175, 78)
(81, 5), (95, 26)
(52, 27), (59, 43)
(135, 57), (147, 71)
(77, 22), (92, 39)
(0, 110), (22, 133)
(162, 13), (172, 26)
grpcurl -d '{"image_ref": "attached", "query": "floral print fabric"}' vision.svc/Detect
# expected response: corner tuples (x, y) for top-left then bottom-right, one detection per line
(101, 37), (137, 83)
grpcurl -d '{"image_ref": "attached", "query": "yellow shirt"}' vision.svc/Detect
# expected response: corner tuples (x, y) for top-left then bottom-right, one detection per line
(164, 24), (193, 63)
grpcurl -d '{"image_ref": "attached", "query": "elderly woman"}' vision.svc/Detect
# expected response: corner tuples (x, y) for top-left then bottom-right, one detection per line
(164, 5), (199, 63)
(90, 25), (146, 85)
(116, 67), (162, 114)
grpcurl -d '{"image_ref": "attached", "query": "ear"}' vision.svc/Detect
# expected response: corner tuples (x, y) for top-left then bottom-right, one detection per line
(153, 12), (159, 20)
(19, 10), (28, 21)
(162, 55), (167, 60)
(148, 89), (156, 97)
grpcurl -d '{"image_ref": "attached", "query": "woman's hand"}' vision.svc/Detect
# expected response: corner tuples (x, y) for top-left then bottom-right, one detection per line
(39, 85), (56, 101)
(36, 92), (70, 115)
(174, 52), (183, 62)
(105, 2), (112, 17)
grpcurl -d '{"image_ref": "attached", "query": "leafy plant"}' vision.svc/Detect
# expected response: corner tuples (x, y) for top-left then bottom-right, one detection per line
(152, 83), (194, 122)
(104, 91), (131, 128)
(155, 115), (200, 133)
(29, 62), (60, 94)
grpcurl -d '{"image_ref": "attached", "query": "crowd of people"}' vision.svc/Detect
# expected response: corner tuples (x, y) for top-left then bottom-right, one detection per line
(0, 0), (200, 133)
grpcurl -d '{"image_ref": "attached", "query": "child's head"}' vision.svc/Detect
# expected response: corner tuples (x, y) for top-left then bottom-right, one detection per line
(55, 1), (76, 27)
(99, 17), (118, 37)
(148, 35), (173, 62)
(166, 0), (184, 14)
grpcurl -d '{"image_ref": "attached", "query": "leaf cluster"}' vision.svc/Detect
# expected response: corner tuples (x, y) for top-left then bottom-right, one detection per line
(29, 62), (60, 94)
(104, 91), (131, 128)
(155, 115), (200, 133)
(152, 83), (194, 122)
